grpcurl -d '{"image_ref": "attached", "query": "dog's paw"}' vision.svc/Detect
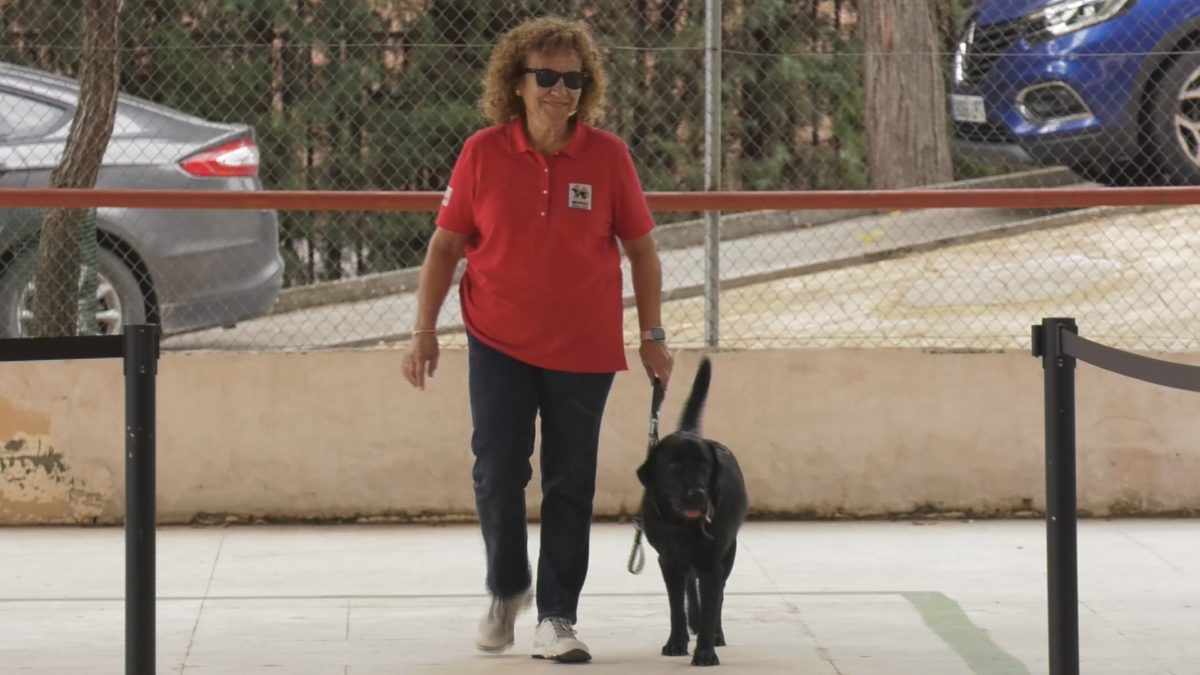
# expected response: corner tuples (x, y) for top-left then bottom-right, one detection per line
(691, 646), (720, 666)
(661, 636), (689, 657)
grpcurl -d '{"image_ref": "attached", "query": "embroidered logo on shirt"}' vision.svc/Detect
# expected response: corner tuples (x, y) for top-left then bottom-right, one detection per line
(568, 183), (592, 210)
(441, 186), (453, 207)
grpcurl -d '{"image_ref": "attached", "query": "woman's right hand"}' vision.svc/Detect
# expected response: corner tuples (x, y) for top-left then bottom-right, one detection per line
(402, 332), (439, 390)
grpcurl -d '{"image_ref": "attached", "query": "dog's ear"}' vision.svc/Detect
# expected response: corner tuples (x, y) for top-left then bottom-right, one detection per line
(705, 441), (722, 504)
(636, 458), (654, 488)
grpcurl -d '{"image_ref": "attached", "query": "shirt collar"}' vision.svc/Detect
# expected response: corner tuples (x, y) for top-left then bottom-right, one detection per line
(506, 117), (588, 158)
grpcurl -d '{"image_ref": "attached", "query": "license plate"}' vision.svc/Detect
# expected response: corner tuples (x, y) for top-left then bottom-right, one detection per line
(951, 94), (987, 123)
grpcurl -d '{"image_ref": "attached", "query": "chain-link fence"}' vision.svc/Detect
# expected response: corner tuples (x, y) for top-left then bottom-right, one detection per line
(1, 0), (1199, 352)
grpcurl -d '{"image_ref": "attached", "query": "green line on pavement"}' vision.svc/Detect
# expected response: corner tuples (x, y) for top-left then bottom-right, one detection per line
(901, 591), (1031, 675)
(0, 587), (1034, 675)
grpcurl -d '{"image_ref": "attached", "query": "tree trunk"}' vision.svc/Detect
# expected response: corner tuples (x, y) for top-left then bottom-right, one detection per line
(30, 0), (121, 337)
(860, 0), (954, 189)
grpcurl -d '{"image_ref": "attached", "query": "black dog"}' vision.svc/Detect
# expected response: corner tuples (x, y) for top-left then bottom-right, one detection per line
(636, 357), (748, 666)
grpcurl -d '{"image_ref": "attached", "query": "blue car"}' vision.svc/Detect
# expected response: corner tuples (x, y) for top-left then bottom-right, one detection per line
(951, 0), (1200, 185)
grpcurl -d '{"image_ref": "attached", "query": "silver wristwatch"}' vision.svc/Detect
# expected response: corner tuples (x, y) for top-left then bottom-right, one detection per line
(640, 327), (667, 342)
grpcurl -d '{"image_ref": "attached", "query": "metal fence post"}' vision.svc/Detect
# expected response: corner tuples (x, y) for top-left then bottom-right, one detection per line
(703, 0), (721, 349)
(124, 324), (160, 675)
(1034, 317), (1079, 675)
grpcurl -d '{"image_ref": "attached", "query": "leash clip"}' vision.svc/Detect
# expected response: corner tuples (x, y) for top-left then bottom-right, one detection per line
(699, 502), (716, 541)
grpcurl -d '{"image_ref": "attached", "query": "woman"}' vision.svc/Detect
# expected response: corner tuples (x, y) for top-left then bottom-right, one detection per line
(401, 17), (673, 662)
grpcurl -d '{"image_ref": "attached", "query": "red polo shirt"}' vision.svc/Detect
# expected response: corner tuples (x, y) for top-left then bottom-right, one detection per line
(435, 118), (655, 372)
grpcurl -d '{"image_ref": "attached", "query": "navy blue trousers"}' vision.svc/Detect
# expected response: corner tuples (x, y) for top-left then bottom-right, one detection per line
(467, 333), (614, 624)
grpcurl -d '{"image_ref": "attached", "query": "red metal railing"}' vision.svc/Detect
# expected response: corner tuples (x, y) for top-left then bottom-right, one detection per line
(1, 187), (1200, 211)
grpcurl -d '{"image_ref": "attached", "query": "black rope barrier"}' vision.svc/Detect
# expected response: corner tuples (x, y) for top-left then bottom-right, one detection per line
(1061, 330), (1200, 392)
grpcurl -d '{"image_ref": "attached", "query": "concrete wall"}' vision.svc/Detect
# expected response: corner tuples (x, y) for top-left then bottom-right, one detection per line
(2, 347), (1197, 525)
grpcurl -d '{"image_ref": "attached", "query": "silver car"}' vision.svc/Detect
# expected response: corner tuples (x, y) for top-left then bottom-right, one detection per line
(0, 61), (283, 336)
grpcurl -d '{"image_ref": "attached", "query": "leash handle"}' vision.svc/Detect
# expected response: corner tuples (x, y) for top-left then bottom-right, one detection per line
(648, 377), (664, 446)
(650, 377), (665, 414)
(627, 527), (646, 574)
(630, 378), (664, 575)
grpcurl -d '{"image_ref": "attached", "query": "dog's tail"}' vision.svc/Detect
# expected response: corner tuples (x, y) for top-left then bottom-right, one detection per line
(678, 356), (712, 434)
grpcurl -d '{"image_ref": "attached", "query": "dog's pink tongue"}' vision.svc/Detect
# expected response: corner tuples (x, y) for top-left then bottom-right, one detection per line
(684, 509), (702, 519)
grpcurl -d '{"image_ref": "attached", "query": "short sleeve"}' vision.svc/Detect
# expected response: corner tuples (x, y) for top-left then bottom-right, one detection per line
(611, 144), (655, 241)
(435, 136), (477, 235)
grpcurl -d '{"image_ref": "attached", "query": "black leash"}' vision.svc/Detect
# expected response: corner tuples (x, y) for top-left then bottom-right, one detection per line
(628, 377), (664, 575)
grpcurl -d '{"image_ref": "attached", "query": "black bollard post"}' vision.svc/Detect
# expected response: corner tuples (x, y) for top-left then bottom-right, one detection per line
(124, 325), (159, 675)
(1034, 317), (1079, 675)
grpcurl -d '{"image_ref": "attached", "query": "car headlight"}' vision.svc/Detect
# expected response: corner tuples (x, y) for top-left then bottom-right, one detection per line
(1030, 0), (1133, 39)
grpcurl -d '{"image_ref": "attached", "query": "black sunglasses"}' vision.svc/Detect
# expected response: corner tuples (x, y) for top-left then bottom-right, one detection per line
(522, 68), (588, 90)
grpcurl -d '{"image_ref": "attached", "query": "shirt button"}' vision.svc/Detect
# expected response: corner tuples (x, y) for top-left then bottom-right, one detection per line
(542, 190), (548, 195)
(540, 211), (546, 216)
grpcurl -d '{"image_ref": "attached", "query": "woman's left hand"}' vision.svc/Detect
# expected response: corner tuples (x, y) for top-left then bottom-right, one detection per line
(639, 340), (674, 391)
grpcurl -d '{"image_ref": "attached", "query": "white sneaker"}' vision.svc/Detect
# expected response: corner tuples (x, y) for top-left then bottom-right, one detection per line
(476, 589), (533, 652)
(531, 616), (591, 663)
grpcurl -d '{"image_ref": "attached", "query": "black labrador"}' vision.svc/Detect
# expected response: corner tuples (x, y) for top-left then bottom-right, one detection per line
(636, 357), (748, 666)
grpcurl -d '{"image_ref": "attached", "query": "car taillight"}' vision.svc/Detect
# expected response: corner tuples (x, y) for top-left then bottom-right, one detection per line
(179, 138), (260, 177)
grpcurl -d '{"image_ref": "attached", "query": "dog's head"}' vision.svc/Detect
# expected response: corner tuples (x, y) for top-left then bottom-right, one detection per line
(637, 431), (721, 521)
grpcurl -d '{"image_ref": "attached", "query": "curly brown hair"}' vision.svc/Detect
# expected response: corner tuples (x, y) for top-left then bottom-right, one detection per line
(480, 17), (608, 126)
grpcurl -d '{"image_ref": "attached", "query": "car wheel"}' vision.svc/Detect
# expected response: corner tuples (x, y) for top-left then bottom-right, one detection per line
(0, 248), (147, 337)
(1147, 51), (1200, 185)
